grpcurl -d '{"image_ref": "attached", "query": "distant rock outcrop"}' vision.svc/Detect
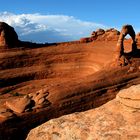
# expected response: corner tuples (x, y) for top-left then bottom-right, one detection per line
(80, 37), (91, 43)
(80, 28), (120, 43)
(26, 84), (140, 140)
(0, 22), (19, 48)
(96, 28), (105, 36)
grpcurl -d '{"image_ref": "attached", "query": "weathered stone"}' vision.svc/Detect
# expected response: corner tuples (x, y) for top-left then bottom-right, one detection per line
(37, 98), (45, 105)
(0, 106), (13, 119)
(128, 66), (135, 73)
(80, 28), (120, 42)
(0, 107), (7, 113)
(0, 111), (13, 118)
(26, 85), (140, 140)
(118, 97), (140, 109)
(4, 88), (49, 114)
(80, 37), (90, 43)
(96, 28), (105, 36)
(91, 31), (96, 37)
(115, 25), (137, 66)
(33, 92), (49, 104)
(0, 22), (18, 48)
(116, 85), (140, 110)
(38, 88), (48, 94)
(106, 28), (120, 35)
(30, 88), (49, 100)
(5, 96), (31, 113)
(117, 85), (140, 100)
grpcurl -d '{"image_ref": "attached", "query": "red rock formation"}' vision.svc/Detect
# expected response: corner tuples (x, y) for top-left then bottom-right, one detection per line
(91, 31), (96, 37)
(80, 28), (120, 43)
(26, 85), (140, 140)
(115, 25), (137, 66)
(0, 24), (140, 140)
(96, 28), (105, 36)
(136, 32), (140, 46)
(80, 37), (91, 43)
(0, 22), (19, 49)
(5, 96), (32, 113)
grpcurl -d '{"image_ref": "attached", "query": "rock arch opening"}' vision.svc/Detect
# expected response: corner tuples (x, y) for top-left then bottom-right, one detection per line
(115, 25), (137, 66)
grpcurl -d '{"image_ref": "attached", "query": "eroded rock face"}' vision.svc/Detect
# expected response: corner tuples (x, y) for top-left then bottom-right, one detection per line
(0, 22), (18, 48)
(1, 88), (50, 115)
(80, 28), (120, 43)
(104, 28), (120, 41)
(96, 28), (105, 36)
(5, 96), (32, 113)
(80, 37), (91, 43)
(26, 85), (140, 140)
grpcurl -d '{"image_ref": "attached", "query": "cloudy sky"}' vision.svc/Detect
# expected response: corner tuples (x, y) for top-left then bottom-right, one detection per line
(0, 0), (140, 43)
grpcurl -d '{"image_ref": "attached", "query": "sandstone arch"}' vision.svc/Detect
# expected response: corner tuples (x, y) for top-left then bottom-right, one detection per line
(115, 25), (137, 66)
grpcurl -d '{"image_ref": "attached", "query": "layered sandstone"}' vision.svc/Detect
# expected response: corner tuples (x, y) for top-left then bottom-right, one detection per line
(26, 85), (140, 140)
(0, 24), (140, 140)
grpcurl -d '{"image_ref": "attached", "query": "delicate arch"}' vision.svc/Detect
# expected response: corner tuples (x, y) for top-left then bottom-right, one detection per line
(115, 25), (137, 66)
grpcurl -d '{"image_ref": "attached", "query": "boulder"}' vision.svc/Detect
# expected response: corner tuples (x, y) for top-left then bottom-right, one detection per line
(106, 28), (120, 34)
(5, 96), (31, 113)
(105, 28), (120, 37)
(32, 91), (49, 105)
(26, 85), (140, 140)
(116, 84), (140, 110)
(4, 88), (50, 113)
(0, 22), (18, 48)
(96, 28), (105, 36)
(100, 28), (120, 41)
(93, 28), (120, 41)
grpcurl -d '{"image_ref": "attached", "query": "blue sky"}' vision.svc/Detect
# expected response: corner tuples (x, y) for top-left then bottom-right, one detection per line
(0, 0), (140, 43)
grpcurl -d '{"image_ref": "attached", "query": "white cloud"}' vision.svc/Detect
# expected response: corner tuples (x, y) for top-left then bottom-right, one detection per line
(0, 12), (107, 43)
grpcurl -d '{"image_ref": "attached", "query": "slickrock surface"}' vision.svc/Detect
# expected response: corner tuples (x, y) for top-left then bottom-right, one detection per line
(26, 85), (140, 140)
(116, 85), (140, 110)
